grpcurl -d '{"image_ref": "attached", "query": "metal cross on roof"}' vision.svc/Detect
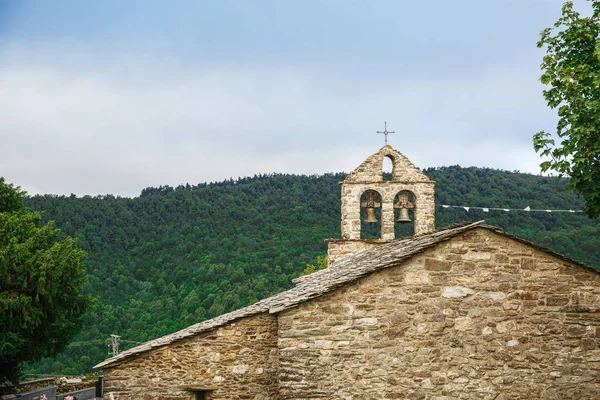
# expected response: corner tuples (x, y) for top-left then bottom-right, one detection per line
(376, 121), (395, 144)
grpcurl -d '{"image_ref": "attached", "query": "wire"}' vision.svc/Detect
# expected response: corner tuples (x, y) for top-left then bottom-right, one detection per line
(67, 339), (142, 347)
(436, 204), (583, 213)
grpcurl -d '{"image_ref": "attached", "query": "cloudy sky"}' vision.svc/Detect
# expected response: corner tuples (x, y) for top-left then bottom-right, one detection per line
(0, 0), (587, 196)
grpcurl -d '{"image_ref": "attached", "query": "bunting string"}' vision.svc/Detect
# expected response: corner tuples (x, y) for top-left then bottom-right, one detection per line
(436, 204), (583, 213)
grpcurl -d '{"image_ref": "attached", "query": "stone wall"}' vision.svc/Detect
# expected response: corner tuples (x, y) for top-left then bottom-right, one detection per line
(102, 314), (279, 400)
(278, 228), (600, 399)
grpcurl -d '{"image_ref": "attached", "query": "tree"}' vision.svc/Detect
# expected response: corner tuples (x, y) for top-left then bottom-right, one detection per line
(0, 178), (89, 392)
(299, 254), (328, 276)
(534, 1), (600, 220)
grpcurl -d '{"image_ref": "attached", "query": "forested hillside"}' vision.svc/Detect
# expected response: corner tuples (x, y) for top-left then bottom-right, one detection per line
(23, 166), (599, 376)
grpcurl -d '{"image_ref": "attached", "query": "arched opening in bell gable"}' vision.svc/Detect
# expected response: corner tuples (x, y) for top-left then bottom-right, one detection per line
(394, 190), (415, 239)
(382, 155), (394, 182)
(360, 190), (382, 239)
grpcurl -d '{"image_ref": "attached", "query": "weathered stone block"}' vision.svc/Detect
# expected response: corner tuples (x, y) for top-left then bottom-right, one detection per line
(442, 286), (475, 299)
(546, 295), (570, 306)
(425, 258), (452, 271)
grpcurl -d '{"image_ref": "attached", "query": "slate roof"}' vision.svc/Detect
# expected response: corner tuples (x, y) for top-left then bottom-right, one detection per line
(95, 221), (588, 369)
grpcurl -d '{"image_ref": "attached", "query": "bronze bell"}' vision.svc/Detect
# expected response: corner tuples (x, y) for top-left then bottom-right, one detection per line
(361, 191), (381, 224)
(397, 207), (411, 223)
(364, 207), (378, 223)
(394, 193), (415, 224)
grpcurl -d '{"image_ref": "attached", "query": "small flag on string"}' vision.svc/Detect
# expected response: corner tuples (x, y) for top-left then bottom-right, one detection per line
(436, 204), (582, 213)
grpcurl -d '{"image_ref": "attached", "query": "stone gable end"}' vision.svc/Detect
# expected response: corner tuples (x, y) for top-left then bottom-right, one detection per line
(278, 228), (600, 399)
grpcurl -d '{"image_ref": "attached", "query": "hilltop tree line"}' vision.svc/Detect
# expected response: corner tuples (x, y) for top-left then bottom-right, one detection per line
(21, 166), (599, 376)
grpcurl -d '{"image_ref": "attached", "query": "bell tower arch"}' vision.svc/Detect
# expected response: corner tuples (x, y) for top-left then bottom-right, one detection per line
(328, 144), (435, 263)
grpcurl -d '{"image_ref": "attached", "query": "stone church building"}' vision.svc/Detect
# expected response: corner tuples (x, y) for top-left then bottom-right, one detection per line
(95, 146), (600, 399)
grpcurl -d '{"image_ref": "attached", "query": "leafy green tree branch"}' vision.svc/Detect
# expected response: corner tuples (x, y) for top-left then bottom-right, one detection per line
(534, 0), (600, 219)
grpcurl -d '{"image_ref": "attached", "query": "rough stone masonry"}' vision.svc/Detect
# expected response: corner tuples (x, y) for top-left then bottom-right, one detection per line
(278, 229), (600, 399)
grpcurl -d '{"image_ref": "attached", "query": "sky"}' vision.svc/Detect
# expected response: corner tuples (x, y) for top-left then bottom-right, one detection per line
(0, 0), (589, 197)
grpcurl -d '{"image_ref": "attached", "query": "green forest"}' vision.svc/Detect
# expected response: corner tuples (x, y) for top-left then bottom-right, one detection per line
(21, 166), (600, 376)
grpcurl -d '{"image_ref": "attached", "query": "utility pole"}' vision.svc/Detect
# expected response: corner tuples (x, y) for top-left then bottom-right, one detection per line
(108, 334), (121, 357)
